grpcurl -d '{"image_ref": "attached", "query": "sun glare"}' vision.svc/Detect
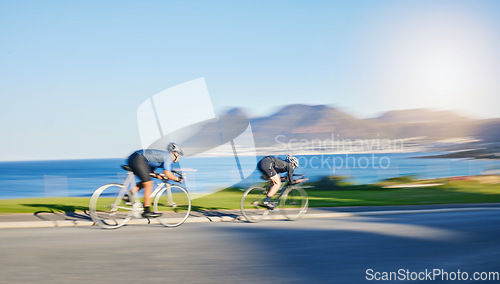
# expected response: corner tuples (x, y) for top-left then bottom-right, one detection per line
(379, 5), (498, 113)
(419, 49), (466, 94)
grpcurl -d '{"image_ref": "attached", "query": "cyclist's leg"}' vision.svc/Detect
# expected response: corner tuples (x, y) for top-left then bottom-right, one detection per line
(142, 181), (154, 207)
(128, 153), (154, 207)
(260, 174), (280, 209)
(267, 174), (281, 197)
(258, 157), (280, 198)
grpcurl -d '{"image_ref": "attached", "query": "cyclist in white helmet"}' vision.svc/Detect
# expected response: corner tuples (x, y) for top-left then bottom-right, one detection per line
(126, 142), (184, 218)
(257, 155), (305, 208)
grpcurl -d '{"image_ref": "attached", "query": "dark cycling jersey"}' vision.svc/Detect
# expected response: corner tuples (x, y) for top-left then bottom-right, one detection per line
(258, 156), (295, 183)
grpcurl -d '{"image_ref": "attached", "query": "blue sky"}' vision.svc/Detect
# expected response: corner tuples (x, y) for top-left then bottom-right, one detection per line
(1, 0), (500, 161)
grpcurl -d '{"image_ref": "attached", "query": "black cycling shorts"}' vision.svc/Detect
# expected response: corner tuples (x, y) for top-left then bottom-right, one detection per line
(257, 156), (277, 178)
(128, 152), (154, 183)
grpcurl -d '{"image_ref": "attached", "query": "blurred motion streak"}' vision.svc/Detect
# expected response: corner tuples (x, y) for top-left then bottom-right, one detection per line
(136, 78), (257, 196)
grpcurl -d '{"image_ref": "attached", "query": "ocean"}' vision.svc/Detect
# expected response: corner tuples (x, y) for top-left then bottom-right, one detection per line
(0, 153), (499, 199)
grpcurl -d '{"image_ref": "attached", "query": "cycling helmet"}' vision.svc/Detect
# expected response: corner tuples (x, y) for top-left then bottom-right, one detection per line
(286, 155), (299, 167)
(167, 142), (184, 156)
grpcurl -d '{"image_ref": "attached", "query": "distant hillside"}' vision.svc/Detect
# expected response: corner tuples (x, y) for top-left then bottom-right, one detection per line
(250, 104), (382, 146)
(235, 104), (492, 147)
(477, 118), (500, 143)
(376, 109), (470, 123)
(223, 107), (248, 117)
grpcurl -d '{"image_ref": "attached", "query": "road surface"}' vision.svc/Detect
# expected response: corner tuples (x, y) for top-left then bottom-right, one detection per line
(1, 210), (499, 283)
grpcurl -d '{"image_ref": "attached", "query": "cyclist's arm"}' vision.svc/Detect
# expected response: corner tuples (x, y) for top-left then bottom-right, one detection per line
(287, 165), (295, 184)
(163, 170), (182, 182)
(159, 154), (180, 181)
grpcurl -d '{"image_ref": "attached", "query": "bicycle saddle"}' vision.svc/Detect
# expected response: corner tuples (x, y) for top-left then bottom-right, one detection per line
(122, 165), (133, 172)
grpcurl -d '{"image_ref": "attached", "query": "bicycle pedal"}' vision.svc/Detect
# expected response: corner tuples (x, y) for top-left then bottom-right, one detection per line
(123, 194), (132, 205)
(142, 211), (163, 218)
(259, 203), (275, 210)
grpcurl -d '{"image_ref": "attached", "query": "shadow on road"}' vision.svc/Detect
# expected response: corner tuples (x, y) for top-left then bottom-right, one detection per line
(21, 203), (91, 222)
(190, 205), (242, 221)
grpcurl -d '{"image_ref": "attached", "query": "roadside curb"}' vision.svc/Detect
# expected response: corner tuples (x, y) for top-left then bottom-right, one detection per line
(1, 206), (500, 229)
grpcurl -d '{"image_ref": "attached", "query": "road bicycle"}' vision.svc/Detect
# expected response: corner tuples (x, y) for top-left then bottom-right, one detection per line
(89, 165), (191, 229)
(240, 174), (309, 223)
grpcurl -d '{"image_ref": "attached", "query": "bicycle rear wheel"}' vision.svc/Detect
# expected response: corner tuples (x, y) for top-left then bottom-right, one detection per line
(89, 183), (132, 229)
(154, 185), (191, 227)
(280, 186), (308, 220)
(240, 186), (269, 223)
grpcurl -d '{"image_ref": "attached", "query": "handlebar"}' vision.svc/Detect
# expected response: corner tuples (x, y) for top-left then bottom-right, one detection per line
(149, 171), (185, 183)
(297, 178), (309, 183)
(171, 170), (184, 178)
(294, 178), (308, 184)
(278, 174), (307, 183)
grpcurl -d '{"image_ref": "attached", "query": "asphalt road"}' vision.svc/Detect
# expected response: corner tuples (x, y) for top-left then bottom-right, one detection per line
(1, 210), (499, 284)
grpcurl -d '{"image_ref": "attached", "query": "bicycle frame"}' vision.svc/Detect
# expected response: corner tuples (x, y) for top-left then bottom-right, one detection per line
(263, 181), (291, 205)
(121, 171), (175, 204)
(240, 180), (308, 223)
(90, 168), (191, 229)
(263, 173), (307, 203)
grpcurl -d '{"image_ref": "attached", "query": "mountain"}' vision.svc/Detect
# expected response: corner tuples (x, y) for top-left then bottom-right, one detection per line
(222, 107), (249, 117)
(244, 104), (491, 147)
(249, 104), (378, 146)
(375, 109), (470, 123)
(477, 118), (500, 143)
(370, 109), (480, 141)
(215, 105), (499, 152)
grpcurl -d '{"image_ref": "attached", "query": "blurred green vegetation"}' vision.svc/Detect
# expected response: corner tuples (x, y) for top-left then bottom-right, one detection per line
(1, 177), (500, 214)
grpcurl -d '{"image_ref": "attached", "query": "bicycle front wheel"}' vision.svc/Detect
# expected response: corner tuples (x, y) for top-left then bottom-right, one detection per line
(89, 183), (132, 229)
(280, 186), (308, 220)
(154, 185), (191, 227)
(240, 186), (269, 223)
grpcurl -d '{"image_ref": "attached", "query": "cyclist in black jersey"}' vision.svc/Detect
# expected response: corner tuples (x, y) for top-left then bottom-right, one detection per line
(127, 143), (184, 218)
(257, 155), (305, 208)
